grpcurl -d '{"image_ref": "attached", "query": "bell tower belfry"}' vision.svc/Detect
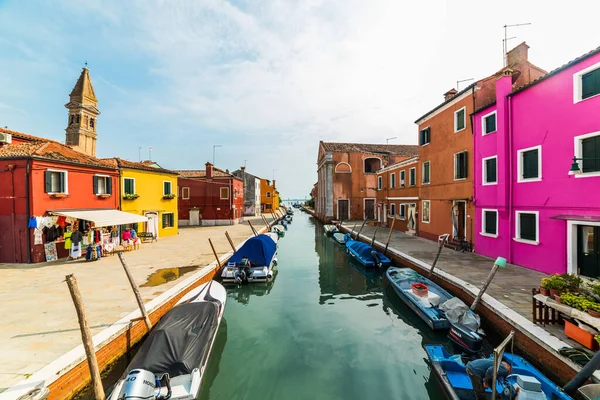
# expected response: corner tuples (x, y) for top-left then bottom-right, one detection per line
(65, 67), (100, 157)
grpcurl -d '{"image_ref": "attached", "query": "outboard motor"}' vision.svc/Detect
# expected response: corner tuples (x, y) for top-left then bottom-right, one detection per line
(234, 257), (252, 284)
(500, 375), (547, 400)
(371, 250), (382, 268)
(118, 369), (171, 400)
(448, 323), (484, 355)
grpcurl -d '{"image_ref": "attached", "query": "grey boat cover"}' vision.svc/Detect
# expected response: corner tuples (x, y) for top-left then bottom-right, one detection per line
(125, 301), (219, 377)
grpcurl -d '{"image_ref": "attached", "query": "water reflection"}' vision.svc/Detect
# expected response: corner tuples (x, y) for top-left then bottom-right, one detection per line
(198, 318), (228, 400)
(141, 266), (199, 287)
(226, 272), (278, 305)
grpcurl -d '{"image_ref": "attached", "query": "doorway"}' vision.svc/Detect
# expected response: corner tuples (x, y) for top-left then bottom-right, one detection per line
(578, 225), (600, 278)
(145, 212), (159, 238)
(190, 209), (200, 226)
(452, 201), (466, 240)
(338, 199), (349, 220)
(365, 199), (375, 220)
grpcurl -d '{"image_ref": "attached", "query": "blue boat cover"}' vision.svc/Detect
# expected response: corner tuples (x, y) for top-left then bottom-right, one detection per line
(347, 240), (378, 260)
(228, 234), (276, 267)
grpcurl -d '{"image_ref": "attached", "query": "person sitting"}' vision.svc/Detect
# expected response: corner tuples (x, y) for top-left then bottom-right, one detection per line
(466, 358), (512, 400)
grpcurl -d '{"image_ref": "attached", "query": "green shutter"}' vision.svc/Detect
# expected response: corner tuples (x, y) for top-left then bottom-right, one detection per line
(164, 181), (171, 195)
(485, 114), (496, 133)
(419, 130), (424, 145)
(520, 213), (537, 241)
(522, 150), (539, 179)
(44, 171), (52, 193)
(107, 177), (112, 194)
(456, 109), (465, 130)
(582, 136), (600, 173)
(93, 176), (98, 194)
(59, 172), (65, 193)
(162, 213), (167, 229)
(486, 158), (497, 183)
(582, 69), (600, 100)
(485, 211), (497, 234)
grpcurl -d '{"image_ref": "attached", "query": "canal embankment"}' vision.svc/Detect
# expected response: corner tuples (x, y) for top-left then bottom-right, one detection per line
(0, 213), (283, 399)
(304, 207), (593, 386)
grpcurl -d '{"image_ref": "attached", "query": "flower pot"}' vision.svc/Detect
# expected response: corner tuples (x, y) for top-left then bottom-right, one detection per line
(565, 320), (599, 350)
(554, 295), (562, 303)
(539, 287), (550, 296)
(549, 288), (562, 297)
(588, 310), (600, 318)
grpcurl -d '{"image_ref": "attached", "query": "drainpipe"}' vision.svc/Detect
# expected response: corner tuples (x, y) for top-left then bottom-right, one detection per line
(507, 95), (514, 263)
(8, 165), (18, 262)
(25, 160), (32, 263)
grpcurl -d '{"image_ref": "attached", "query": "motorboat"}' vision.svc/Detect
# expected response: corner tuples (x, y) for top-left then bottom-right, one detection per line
(323, 224), (338, 235)
(284, 214), (293, 222)
(425, 345), (571, 400)
(108, 281), (226, 400)
(286, 208), (294, 215)
(386, 267), (483, 353)
(264, 231), (279, 245)
(221, 234), (278, 284)
(271, 224), (285, 237)
(345, 239), (391, 268)
(332, 232), (348, 245)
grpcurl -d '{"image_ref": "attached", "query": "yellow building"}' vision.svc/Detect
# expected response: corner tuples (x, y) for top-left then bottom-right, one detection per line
(105, 158), (179, 238)
(260, 178), (279, 213)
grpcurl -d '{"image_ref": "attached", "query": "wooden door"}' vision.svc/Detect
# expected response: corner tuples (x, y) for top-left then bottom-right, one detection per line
(457, 202), (466, 240)
(338, 199), (349, 221)
(365, 199), (375, 220)
(190, 209), (200, 226)
(579, 226), (600, 277)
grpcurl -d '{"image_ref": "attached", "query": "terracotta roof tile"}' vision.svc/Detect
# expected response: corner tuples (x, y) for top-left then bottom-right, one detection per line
(102, 157), (178, 175)
(175, 168), (236, 178)
(320, 141), (418, 156)
(0, 127), (50, 143)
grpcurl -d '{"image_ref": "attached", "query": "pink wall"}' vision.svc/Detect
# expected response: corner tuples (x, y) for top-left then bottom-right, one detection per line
(474, 50), (600, 274)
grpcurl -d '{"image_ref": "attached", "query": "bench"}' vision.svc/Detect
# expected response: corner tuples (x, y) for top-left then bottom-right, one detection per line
(137, 232), (157, 242)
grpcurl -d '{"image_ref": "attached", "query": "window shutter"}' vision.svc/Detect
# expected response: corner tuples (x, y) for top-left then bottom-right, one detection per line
(485, 211), (496, 234)
(520, 214), (536, 241)
(582, 136), (600, 173)
(419, 130), (424, 145)
(93, 176), (98, 194)
(107, 177), (112, 194)
(162, 213), (167, 229)
(486, 159), (497, 183)
(463, 152), (468, 178)
(582, 70), (600, 100)
(59, 172), (65, 193)
(485, 114), (496, 133)
(44, 171), (52, 193)
(523, 150), (538, 178)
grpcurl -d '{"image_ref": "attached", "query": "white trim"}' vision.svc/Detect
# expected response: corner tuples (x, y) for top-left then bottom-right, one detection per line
(415, 90), (473, 125)
(481, 110), (497, 135)
(386, 196), (419, 200)
(390, 203), (396, 216)
(514, 210), (539, 245)
(363, 197), (376, 220)
(163, 180), (173, 195)
(364, 157), (382, 174)
(123, 177), (136, 195)
(337, 198), (350, 220)
(568, 220), (600, 275)
(421, 200), (431, 223)
(454, 106), (467, 133)
(482, 155), (498, 185)
(400, 170), (406, 188)
(181, 187), (190, 200)
(409, 167), (416, 187)
(422, 160), (430, 185)
(573, 60), (600, 104)
(376, 156), (419, 174)
(517, 145), (542, 183)
(399, 204), (406, 220)
(377, 175), (383, 190)
(574, 131), (600, 178)
(220, 187), (229, 200)
(46, 168), (69, 195)
(334, 162), (352, 173)
(390, 172), (396, 188)
(481, 208), (499, 238)
(453, 150), (468, 181)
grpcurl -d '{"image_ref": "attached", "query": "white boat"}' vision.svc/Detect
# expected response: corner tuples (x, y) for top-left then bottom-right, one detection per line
(323, 224), (338, 235)
(271, 225), (285, 237)
(264, 231), (279, 244)
(221, 234), (278, 284)
(108, 280), (226, 400)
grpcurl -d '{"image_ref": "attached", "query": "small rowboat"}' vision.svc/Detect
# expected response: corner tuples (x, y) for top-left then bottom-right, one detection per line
(332, 232), (347, 245)
(345, 239), (391, 268)
(323, 224), (338, 235)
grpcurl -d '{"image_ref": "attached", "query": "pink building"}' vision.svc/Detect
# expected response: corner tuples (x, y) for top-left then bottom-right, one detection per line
(473, 47), (600, 276)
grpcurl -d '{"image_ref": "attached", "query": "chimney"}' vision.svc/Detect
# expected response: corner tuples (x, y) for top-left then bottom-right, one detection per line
(272, 180), (276, 189)
(205, 162), (213, 179)
(444, 88), (458, 101)
(240, 166), (246, 172)
(506, 42), (529, 66)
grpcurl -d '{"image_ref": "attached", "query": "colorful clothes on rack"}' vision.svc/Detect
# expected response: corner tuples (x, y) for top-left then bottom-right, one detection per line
(64, 231), (73, 250)
(70, 242), (82, 258)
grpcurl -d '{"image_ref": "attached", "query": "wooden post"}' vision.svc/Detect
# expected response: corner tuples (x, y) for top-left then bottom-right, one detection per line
(271, 212), (277, 222)
(225, 231), (236, 252)
(492, 330), (515, 400)
(350, 222), (358, 239)
(117, 252), (152, 331)
(208, 238), (222, 268)
(370, 223), (380, 246)
(356, 219), (368, 240)
(429, 234), (449, 277)
(383, 217), (396, 255)
(261, 215), (270, 230)
(65, 274), (106, 400)
(471, 257), (507, 312)
(248, 220), (258, 236)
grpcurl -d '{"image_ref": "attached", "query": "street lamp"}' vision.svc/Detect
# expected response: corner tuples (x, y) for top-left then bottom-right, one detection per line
(213, 145), (222, 165)
(568, 156), (600, 175)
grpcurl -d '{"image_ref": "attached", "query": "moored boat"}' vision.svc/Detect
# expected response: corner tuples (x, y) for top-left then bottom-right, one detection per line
(332, 232), (347, 245)
(425, 345), (571, 400)
(221, 234), (278, 284)
(323, 224), (338, 235)
(271, 224), (285, 237)
(345, 238), (391, 268)
(108, 281), (227, 400)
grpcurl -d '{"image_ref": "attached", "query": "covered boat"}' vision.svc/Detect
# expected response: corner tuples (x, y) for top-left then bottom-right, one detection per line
(345, 239), (391, 268)
(425, 345), (571, 400)
(323, 224), (338, 235)
(108, 281), (226, 400)
(221, 234), (278, 283)
(386, 268), (483, 353)
(332, 232), (347, 245)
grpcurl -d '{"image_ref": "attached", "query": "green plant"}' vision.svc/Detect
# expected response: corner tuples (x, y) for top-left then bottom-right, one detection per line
(560, 292), (600, 313)
(595, 335), (600, 346)
(541, 277), (551, 289)
(163, 194), (176, 199)
(560, 273), (583, 291)
(123, 193), (139, 200)
(545, 274), (567, 291)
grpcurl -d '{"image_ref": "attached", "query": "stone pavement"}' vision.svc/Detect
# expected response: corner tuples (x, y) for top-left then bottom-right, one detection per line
(0, 215), (273, 392)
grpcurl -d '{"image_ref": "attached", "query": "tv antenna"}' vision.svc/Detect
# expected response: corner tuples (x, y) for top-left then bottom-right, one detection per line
(457, 78), (474, 91)
(503, 23), (531, 66)
(386, 137), (397, 144)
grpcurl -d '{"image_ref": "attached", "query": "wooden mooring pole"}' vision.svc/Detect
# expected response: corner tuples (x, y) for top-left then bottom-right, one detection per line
(208, 238), (222, 268)
(470, 257), (507, 312)
(383, 217), (396, 255)
(429, 234), (449, 277)
(117, 252), (152, 331)
(370, 223), (380, 246)
(355, 219), (368, 240)
(225, 231), (236, 252)
(261, 215), (270, 230)
(65, 274), (106, 400)
(248, 220), (258, 236)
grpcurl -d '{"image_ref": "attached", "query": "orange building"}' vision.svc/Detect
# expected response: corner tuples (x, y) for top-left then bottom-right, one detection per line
(316, 142), (418, 222)
(414, 43), (545, 248)
(375, 156), (420, 232)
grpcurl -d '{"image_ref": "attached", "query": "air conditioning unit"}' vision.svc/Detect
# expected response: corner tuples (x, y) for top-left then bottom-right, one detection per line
(0, 132), (12, 144)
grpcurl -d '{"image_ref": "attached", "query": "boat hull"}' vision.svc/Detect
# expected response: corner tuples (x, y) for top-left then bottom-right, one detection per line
(345, 240), (391, 268)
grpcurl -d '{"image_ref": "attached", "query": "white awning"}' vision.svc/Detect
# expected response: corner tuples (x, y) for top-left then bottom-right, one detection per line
(49, 209), (148, 227)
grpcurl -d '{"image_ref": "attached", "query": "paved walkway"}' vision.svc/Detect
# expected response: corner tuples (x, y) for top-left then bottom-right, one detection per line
(0, 215), (273, 391)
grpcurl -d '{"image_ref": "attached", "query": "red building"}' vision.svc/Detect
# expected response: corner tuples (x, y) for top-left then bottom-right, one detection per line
(0, 129), (120, 263)
(177, 162), (244, 226)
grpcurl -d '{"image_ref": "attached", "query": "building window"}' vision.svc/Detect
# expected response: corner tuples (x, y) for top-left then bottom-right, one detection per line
(517, 145), (542, 182)
(482, 111), (497, 135)
(123, 178), (136, 195)
(93, 175), (112, 195)
(162, 212), (174, 228)
(574, 62), (600, 103)
(335, 162), (352, 173)
(390, 173), (396, 188)
(454, 107), (466, 132)
(44, 170), (68, 194)
(364, 157), (381, 173)
(163, 181), (173, 195)
(481, 209), (498, 237)
(422, 161), (430, 184)
(454, 151), (468, 180)
(400, 170), (406, 187)
(220, 187), (229, 199)
(75, 115), (80, 123)
(378, 176), (382, 190)
(482, 156), (497, 185)
(576, 132), (600, 174)
(515, 211), (539, 244)
(409, 167), (416, 187)
(182, 187), (190, 199)
(90, 118), (95, 128)
(69, 115), (74, 125)
(422, 200), (430, 223)
(399, 204), (406, 220)
(419, 127), (431, 146)
(390, 203), (396, 216)
(266, 192), (271, 198)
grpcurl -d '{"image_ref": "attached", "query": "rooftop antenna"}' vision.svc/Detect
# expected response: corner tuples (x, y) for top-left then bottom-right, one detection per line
(138, 147), (142, 162)
(213, 144), (222, 165)
(386, 137), (397, 144)
(148, 146), (152, 161)
(244, 160), (247, 168)
(503, 23), (531, 66)
(457, 78), (474, 91)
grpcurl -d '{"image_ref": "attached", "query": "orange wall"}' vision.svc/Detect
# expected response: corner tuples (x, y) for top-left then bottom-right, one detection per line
(376, 161), (420, 231)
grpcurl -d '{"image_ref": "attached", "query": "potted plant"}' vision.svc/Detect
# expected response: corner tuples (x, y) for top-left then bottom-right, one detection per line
(123, 193), (139, 200)
(561, 273), (583, 292)
(163, 193), (176, 200)
(546, 274), (567, 297)
(540, 278), (551, 296)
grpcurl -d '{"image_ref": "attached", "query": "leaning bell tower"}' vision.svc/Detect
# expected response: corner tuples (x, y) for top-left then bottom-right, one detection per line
(65, 67), (100, 157)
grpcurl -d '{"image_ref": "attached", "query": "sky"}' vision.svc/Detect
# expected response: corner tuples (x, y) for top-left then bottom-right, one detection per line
(0, 0), (599, 199)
